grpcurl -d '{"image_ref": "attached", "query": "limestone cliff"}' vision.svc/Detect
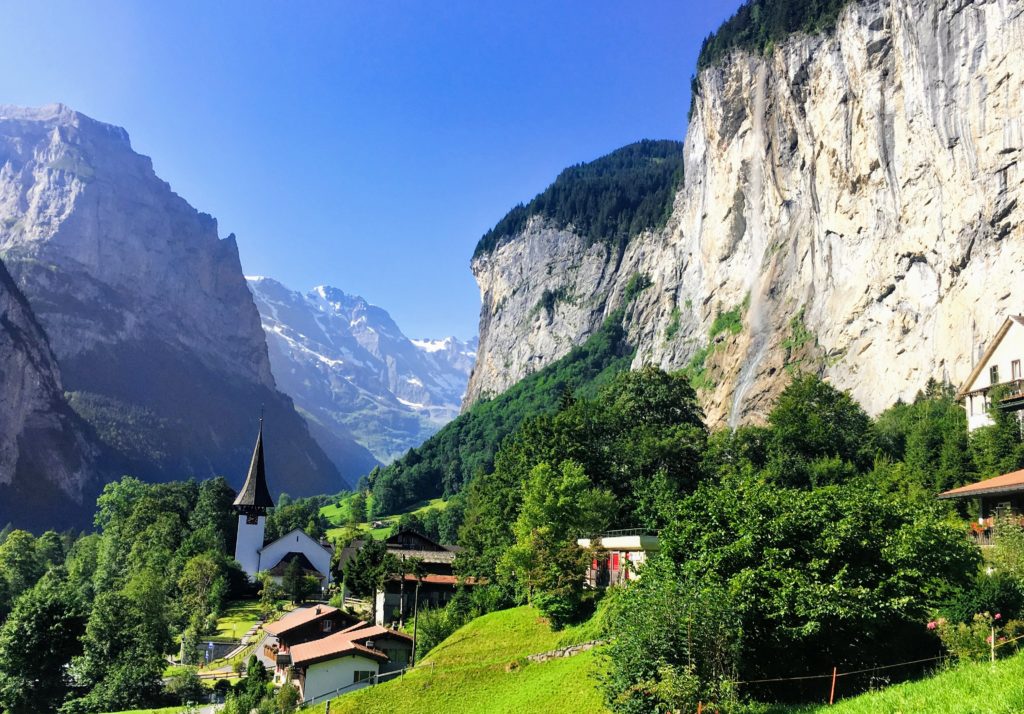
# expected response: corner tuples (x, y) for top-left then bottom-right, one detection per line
(0, 255), (98, 528)
(0, 104), (346, 495)
(467, 0), (1024, 426)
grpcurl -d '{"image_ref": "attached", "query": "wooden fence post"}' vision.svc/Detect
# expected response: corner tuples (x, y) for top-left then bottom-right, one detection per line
(829, 667), (837, 705)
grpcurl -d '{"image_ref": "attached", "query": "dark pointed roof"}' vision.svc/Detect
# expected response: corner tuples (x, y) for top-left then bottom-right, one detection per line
(233, 422), (274, 510)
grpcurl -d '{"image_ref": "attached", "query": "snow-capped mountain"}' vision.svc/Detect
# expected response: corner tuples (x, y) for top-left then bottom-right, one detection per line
(248, 277), (477, 464)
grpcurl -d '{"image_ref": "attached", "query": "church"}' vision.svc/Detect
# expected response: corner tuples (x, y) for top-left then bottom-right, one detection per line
(233, 422), (334, 587)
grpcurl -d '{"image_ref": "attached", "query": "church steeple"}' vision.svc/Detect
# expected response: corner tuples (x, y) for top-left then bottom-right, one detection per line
(234, 419), (274, 579)
(233, 419), (275, 516)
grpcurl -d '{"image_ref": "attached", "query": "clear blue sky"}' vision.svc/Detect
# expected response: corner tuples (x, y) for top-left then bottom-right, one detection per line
(0, 1), (740, 339)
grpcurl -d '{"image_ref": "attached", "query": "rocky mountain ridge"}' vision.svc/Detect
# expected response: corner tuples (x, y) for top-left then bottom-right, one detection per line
(0, 104), (349, 502)
(466, 0), (1023, 426)
(248, 276), (476, 464)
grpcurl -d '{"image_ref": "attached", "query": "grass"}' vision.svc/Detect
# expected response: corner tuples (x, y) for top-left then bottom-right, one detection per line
(214, 599), (265, 640)
(747, 652), (1024, 713)
(306, 606), (608, 714)
(322, 496), (448, 543)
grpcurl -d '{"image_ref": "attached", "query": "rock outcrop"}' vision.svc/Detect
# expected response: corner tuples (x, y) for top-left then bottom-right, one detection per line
(467, 0), (1024, 426)
(249, 276), (476, 464)
(0, 255), (98, 528)
(0, 104), (345, 496)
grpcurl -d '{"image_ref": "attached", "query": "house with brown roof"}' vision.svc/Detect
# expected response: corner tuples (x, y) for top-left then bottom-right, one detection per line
(939, 468), (1024, 543)
(263, 604), (361, 674)
(373, 529), (469, 625)
(279, 621), (413, 705)
(956, 316), (1024, 431)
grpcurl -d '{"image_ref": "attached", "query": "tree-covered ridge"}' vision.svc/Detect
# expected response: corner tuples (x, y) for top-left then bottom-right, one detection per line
(473, 140), (683, 258)
(366, 312), (634, 515)
(697, 0), (856, 70)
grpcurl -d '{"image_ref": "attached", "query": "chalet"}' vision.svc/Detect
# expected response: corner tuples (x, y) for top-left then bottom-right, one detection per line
(263, 604), (361, 673)
(233, 422), (334, 586)
(577, 530), (660, 588)
(374, 529), (466, 626)
(956, 316), (1024, 432)
(939, 468), (1024, 544)
(280, 622), (413, 705)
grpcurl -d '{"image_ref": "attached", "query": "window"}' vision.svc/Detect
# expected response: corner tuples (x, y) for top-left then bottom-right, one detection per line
(1014, 360), (1021, 380)
(991, 365), (1001, 385)
(321, 620), (333, 633)
(353, 670), (375, 684)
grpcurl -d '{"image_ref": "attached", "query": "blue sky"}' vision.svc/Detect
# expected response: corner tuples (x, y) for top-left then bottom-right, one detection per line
(0, 1), (740, 339)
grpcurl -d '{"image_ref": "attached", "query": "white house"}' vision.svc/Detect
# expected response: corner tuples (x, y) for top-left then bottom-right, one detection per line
(577, 530), (660, 588)
(233, 422), (333, 585)
(957, 316), (1024, 431)
(285, 623), (413, 705)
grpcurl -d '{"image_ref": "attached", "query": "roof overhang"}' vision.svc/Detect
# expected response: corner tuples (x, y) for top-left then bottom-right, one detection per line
(938, 483), (1024, 500)
(956, 317), (1022, 400)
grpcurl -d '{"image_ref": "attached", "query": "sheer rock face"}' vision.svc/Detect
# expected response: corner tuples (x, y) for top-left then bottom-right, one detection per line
(467, 0), (1024, 426)
(0, 256), (97, 528)
(248, 276), (476, 464)
(0, 104), (344, 496)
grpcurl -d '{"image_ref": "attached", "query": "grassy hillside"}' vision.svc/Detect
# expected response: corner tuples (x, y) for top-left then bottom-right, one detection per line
(321, 495), (448, 542)
(308, 606), (608, 714)
(778, 652), (1024, 713)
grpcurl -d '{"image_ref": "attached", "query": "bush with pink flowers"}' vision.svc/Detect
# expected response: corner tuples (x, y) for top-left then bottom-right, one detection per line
(933, 612), (1024, 662)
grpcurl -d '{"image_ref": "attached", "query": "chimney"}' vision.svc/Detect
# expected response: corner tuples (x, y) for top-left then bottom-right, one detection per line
(315, 606), (321, 615)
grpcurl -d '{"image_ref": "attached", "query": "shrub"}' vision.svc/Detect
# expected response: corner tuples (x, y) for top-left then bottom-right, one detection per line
(623, 273), (653, 303)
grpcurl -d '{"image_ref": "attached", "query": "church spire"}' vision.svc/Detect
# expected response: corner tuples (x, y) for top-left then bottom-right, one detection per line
(233, 418), (275, 513)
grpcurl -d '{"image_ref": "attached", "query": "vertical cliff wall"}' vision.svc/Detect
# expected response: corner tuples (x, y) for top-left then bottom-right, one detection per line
(467, 0), (1023, 426)
(0, 256), (98, 528)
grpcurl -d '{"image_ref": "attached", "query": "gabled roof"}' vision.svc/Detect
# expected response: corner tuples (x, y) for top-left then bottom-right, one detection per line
(957, 316), (1024, 399)
(938, 469), (1024, 499)
(263, 605), (340, 637)
(289, 635), (388, 667)
(287, 623), (411, 668)
(385, 528), (453, 553)
(233, 422), (274, 510)
(265, 552), (322, 578)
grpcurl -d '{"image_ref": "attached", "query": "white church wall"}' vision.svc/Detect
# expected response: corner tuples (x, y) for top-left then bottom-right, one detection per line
(234, 514), (265, 578)
(259, 529), (333, 584)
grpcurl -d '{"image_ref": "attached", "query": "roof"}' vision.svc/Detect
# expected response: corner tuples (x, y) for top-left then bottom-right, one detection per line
(233, 422), (275, 510)
(265, 552), (323, 578)
(289, 635), (388, 667)
(385, 528), (452, 552)
(346, 624), (414, 644)
(389, 549), (457, 565)
(956, 317), (1024, 399)
(939, 469), (1024, 499)
(288, 623), (411, 668)
(263, 605), (340, 636)
(387, 573), (479, 586)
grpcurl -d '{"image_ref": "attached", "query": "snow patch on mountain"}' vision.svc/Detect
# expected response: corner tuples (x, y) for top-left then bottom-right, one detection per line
(248, 277), (476, 464)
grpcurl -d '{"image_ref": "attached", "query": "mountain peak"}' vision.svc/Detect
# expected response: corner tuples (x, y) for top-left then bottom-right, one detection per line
(0, 103), (132, 147)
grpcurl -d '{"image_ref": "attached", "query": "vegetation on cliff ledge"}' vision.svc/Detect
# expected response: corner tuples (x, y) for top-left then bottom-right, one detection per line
(473, 140), (683, 258)
(697, 0), (856, 71)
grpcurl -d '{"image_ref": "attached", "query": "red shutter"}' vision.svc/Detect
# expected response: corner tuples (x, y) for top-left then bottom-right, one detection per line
(591, 558), (598, 570)
(612, 553), (620, 571)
